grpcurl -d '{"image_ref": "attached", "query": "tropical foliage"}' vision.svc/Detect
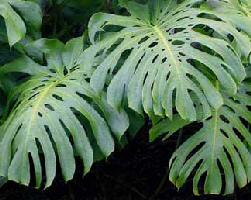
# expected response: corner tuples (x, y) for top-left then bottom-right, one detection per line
(0, 0), (251, 196)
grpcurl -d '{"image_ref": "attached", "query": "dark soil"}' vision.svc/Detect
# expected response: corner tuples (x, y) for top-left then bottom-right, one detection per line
(0, 126), (250, 200)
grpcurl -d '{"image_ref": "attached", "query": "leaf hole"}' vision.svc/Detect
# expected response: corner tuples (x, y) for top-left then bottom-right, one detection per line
(52, 94), (63, 102)
(44, 104), (55, 111)
(179, 52), (186, 57)
(197, 13), (222, 22)
(38, 112), (43, 118)
(32, 84), (45, 91)
(138, 36), (149, 45)
(162, 57), (167, 63)
(56, 84), (67, 88)
(28, 92), (40, 101)
(220, 115), (230, 124)
(172, 40), (185, 46)
(148, 42), (158, 48)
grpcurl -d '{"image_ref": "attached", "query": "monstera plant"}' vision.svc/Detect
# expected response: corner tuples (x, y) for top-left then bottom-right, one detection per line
(86, 0), (249, 121)
(0, 0), (251, 197)
(85, 0), (251, 195)
(0, 37), (129, 187)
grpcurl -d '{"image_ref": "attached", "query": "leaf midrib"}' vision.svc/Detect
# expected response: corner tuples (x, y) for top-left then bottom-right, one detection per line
(24, 74), (70, 148)
(210, 82), (221, 170)
(211, 109), (219, 164)
(25, 81), (57, 146)
(153, 25), (182, 77)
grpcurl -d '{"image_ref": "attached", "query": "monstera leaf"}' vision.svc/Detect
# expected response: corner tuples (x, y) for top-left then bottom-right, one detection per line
(0, 0), (42, 45)
(167, 81), (251, 195)
(201, 0), (251, 47)
(0, 37), (129, 187)
(83, 0), (250, 121)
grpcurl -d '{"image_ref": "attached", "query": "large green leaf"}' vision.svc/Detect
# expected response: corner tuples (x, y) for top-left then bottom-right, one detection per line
(83, 0), (250, 121)
(0, 37), (129, 187)
(169, 81), (251, 195)
(0, 0), (42, 46)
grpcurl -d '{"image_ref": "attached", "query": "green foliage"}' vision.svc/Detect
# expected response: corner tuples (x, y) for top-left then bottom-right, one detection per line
(0, 0), (251, 196)
(148, 0), (251, 195)
(0, 37), (129, 187)
(169, 81), (251, 195)
(85, 0), (249, 122)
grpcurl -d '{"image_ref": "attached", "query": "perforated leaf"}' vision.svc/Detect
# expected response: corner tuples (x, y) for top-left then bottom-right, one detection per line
(169, 82), (251, 195)
(202, 0), (251, 53)
(83, 0), (250, 121)
(0, 38), (129, 187)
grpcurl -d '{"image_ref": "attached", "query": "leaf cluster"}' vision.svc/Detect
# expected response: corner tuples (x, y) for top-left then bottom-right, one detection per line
(0, 0), (251, 196)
